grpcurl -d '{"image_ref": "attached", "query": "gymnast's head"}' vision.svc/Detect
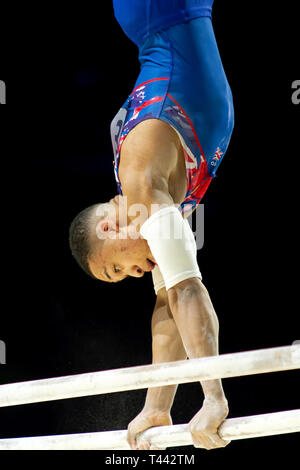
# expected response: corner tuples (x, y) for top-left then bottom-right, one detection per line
(69, 195), (157, 283)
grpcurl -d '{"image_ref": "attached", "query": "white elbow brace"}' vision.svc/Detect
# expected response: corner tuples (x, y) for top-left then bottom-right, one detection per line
(140, 206), (202, 292)
(151, 264), (166, 295)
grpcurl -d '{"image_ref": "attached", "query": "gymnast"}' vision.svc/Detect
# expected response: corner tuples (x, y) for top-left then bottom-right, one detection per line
(69, 0), (234, 450)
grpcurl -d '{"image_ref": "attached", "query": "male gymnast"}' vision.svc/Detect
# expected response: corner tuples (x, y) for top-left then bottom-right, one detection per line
(69, 0), (234, 451)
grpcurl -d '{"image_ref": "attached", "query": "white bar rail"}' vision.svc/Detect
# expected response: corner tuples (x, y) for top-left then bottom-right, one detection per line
(0, 410), (299, 450)
(0, 345), (299, 408)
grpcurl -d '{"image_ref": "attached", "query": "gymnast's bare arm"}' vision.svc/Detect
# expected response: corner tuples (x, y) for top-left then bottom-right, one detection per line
(127, 284), (229, 450)
(168, 278), (229, 449)
(120, 119), (229, 449)
(127, 288), (186, 450)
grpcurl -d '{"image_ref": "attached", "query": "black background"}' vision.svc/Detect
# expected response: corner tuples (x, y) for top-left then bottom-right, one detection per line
(0, 1), (299, 466)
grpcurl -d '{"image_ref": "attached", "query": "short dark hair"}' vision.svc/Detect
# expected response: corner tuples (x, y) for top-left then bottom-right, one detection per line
(69, 204), (99, 279)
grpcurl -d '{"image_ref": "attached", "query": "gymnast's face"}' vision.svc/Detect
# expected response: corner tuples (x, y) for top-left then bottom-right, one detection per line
(88, 196), (157, 282)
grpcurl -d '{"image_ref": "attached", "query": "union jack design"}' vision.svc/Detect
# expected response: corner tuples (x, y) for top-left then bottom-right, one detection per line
(212, 147), (223, 161)
(111, 78), (224, 218)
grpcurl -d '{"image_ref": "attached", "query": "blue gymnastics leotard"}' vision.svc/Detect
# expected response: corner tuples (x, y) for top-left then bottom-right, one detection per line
(111, 0), (234, 217)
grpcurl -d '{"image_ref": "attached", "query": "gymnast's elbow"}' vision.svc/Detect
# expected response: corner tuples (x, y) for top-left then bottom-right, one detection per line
(168, 277), (208, 304)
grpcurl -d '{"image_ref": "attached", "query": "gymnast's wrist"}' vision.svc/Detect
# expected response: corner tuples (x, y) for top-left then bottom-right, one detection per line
(203, 394), (228, 406)
(143, 390), (175, 414)
(201, 379), (227, 403)
(143, 399), (173, 414)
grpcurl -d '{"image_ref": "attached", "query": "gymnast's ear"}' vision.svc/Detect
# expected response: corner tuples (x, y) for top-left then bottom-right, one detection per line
(95, 218), (119, 240)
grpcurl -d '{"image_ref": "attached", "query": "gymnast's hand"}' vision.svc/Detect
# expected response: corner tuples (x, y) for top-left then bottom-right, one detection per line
(127, 409), (172, 450)
(188, 396), (230, 450)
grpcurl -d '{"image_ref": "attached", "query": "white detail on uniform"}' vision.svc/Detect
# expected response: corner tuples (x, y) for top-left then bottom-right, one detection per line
(110, 107), (127, 160)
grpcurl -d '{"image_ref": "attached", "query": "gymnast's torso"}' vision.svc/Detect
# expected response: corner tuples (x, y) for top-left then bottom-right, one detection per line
(111, 0), (234, 217)
(112, 0), (214, 47)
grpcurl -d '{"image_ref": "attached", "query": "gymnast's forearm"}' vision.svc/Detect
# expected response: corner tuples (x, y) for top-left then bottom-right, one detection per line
(168, 278), (227, 402)
(143, 291), (187, 413)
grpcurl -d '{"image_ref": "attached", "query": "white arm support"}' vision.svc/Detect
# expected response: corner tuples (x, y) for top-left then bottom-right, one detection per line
(143, 206), (201, 292)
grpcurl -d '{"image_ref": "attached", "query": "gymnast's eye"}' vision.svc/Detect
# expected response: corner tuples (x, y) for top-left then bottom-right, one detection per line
(114, 265), (121, 273)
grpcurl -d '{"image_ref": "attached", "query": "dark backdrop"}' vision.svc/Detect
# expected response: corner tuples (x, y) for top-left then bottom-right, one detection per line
(0, 1), (299, 465)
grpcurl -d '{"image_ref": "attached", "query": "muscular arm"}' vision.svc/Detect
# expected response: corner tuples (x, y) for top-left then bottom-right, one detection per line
(119, 120), (183, 226)
(127, 287), (187, 450)
(168, 277), (226, 400)
(168, 277), (229, 449)
(128, 281), (229, 450)
(144, 287), (187, 413)
(121, 120), (229, 449)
